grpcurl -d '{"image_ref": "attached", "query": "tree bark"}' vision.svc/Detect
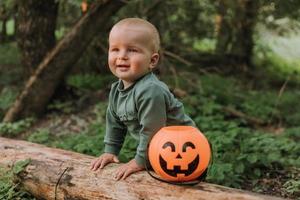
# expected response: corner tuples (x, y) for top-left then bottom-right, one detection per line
(215, 0), (231, 55)
(17, 0), (59, 79)
(215, 0), (259, 67)
(0, 137), (285, 200)
(3, 0), (126, 122)
(0, 4), (8, 43)
(0, 18), (7, 42)
(230, 0), (259, 67)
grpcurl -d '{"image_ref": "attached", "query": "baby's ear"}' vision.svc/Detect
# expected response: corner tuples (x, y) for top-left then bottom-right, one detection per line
(150, 53), (160, 69)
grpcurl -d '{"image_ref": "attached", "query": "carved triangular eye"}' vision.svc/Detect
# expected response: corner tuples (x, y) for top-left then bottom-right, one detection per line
(182, 142), (195, 152)
(163, 142), (175, 152)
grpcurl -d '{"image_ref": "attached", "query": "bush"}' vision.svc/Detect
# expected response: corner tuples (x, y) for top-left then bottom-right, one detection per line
(0, 159), (34, 200)
(0, 118), (34, 137)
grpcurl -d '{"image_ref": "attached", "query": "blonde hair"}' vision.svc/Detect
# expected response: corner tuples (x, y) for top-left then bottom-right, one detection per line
(110, 18), (160, 52)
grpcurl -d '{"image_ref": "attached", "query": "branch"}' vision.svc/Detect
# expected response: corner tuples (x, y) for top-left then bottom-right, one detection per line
(222, 106), (266, 126)
(163, 50), (193, 66)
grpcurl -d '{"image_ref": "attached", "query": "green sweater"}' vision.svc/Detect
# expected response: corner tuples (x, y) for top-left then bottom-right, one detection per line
(104, 72), (195, 166)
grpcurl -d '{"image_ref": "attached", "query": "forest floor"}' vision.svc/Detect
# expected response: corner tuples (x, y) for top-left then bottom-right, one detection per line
(5, 74), (298, 199)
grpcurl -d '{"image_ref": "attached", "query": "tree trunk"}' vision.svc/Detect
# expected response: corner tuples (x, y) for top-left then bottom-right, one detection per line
(230, 0), (259, 67)
(3, 0), (126, 123)
(215, 0), (231, 55)
(215, 0), (259, 67)
(0, 18), (7, 42)
(0, 4), (8, 43)
(17, 0), (58, 79)
(0, 137), (285, 200)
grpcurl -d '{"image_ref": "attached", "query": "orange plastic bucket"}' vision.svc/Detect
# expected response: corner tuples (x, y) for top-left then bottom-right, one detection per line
(148, 126), (211, 182)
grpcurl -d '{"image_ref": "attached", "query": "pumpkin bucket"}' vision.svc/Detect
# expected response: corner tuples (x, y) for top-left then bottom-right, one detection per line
(148, 126), (211, 182)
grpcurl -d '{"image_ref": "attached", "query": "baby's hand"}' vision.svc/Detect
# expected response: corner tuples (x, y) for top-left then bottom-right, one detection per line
(90, 153), (119, 171)
(114, 159), (144, 180)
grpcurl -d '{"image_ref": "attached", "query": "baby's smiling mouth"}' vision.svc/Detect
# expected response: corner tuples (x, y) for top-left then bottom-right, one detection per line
(117, 65), (130, 71)
(117, 65), (130, 68)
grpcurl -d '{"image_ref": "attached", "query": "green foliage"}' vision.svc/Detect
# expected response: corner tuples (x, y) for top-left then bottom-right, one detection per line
(0, 0), (17, 10)
(53, 128), (104, 156)
(283, 126), (300, 141)
(28, 103), (108, 156)
(283, 179), (300, 197)
(240, 92), (277, 121)
(0, 159), (35, 200)
(27, 129), (50, 144)
(0, 43), (20, 66)
(0, 87), (17, 110)
(0, 87), (18, 119)
(5, 19), (15, 35)
(254, 48), (300, 82)
(119, 135), (139, 162)
(0, 118), (33, 137)
(50, 102), (107, 155)
(12, 159), (31, 175)
(47, 100), (74, 114)
(190, 101), (299, 187)
(277, 91), (300, 126)
(27, 122), (104, 156)
(190, 74), (300, 126)
(180, 74), (300, 190)
(193, 38), (216, 52)
(197, 74), (243, 104)
(261, 0), (300, 20)
(66, 74), (115, 91)
(254, 27), (300, 84)
(55, 26), (68, 40)
(117, 0), (216, 51)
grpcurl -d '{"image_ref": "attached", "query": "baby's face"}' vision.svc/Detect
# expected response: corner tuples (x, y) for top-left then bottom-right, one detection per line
(108, 25), (158, 88)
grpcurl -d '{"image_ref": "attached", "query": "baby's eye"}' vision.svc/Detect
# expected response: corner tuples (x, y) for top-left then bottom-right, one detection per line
(128, 48), (138, 52)
(110, 48), (119, 52)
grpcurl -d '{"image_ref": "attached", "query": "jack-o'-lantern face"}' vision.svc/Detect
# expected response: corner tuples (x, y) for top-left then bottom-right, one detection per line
(148, 126), (211, 182)
(159, 141), (199, 177)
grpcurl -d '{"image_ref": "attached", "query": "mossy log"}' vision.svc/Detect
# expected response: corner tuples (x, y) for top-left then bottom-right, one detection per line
(0, 137), (285, 200)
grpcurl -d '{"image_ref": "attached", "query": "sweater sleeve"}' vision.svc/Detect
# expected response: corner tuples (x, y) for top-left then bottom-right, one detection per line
(135, 83), (167, 166)
(104, 88), (127, 156)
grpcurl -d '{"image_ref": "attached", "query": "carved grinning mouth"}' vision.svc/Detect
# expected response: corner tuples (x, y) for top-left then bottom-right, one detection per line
(159, 155), (199, 177)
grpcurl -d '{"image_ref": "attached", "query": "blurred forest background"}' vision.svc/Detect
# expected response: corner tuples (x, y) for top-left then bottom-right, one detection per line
(0, 0), (299, 199)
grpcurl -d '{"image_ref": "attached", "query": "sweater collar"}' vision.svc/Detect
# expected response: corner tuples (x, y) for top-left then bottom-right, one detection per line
(117, 72), (153, 93)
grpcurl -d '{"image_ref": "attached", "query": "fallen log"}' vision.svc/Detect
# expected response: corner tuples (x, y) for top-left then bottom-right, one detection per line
(0, 137), (284, 200)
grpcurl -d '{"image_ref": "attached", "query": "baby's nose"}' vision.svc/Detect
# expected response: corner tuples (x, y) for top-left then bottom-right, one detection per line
(117, 50), (128, 60)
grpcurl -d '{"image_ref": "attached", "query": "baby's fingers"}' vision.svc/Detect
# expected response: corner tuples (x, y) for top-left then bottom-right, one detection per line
(90, 159), (99, 170)
(90, 160), (96, 170)
(99, 158), (111, 169)
(121, 169), (132, 180)
(114, 169), (125, 181)
(114, 167), (133, 181)
(91, 158), (103, 171)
